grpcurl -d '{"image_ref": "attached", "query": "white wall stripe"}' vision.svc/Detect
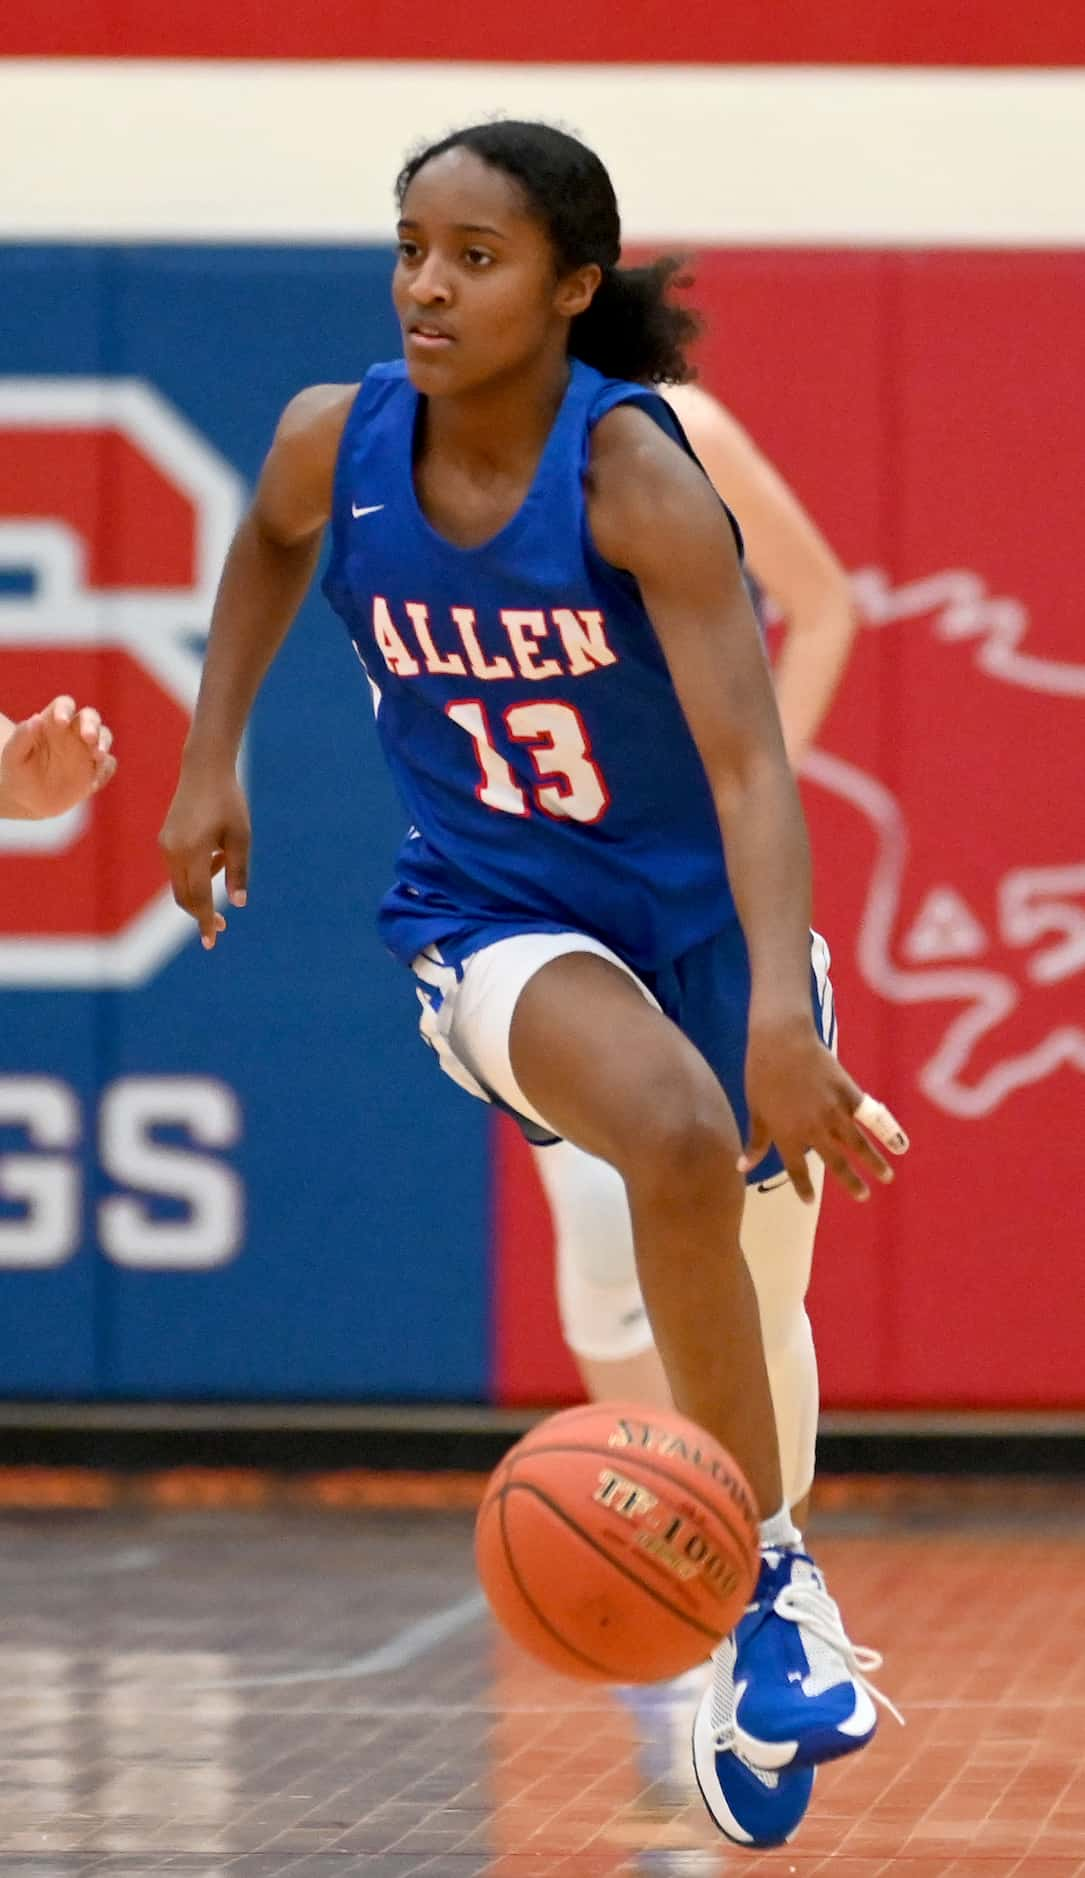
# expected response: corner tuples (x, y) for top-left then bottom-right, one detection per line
(1, 60), (1084, 244)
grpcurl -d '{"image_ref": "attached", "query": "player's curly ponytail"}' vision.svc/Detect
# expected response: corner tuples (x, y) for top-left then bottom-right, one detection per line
(566, 258), (699, 384)
(396, 120), (700, 385)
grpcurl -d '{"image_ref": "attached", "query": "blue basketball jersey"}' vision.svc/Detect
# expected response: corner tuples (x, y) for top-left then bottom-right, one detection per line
(321, 358), (747, 973)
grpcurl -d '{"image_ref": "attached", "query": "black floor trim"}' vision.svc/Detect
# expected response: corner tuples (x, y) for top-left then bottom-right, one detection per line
(0, 1408), (1081, 1475)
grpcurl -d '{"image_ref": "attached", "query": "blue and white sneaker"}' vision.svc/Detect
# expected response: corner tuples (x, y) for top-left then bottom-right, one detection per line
(692, 1634), (814, 1848)
(732, 1549), (902, 1771)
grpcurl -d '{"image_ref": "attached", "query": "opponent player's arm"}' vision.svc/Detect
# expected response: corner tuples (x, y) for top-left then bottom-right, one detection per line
(665, 383), (858, 768)
(160, 382), (356, 947)
(589, 406), (890, 1200)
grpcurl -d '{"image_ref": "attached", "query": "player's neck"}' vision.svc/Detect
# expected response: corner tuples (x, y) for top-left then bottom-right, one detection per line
(420, 353), (570, 476)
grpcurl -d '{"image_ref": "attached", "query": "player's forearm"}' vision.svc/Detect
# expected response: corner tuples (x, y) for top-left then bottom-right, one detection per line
(183, 512), (322, 766)
(770, 579), (859, 768)
(712, 754), (816, 1027)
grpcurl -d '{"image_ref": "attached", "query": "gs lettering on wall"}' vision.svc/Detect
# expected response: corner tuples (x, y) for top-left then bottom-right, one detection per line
(0, 378), (243, 985)
(0, 1075), (244, 1271)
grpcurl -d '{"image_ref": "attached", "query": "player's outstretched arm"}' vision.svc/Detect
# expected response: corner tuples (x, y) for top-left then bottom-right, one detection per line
(0, 697), (116, 820)
(665, 382), (858, 767)
(159, 382), (357, 950)
(588, 406), (905, 1202)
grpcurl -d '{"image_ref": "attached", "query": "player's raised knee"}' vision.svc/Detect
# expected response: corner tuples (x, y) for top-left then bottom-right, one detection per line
(628, 1072), (741, 1197)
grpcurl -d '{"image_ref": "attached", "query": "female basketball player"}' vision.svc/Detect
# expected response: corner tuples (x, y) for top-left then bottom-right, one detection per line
(532, 382), (859, 1530)
(0, 696), (116, 818)
(159, 121), (904, 1849)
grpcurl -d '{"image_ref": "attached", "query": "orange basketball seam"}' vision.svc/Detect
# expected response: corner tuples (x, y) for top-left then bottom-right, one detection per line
(492, 1477), (725, 1644)
(493, 1475), (626, 1679)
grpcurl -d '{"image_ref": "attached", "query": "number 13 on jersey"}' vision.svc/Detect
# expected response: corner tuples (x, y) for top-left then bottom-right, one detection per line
(447, 700), (610, 824)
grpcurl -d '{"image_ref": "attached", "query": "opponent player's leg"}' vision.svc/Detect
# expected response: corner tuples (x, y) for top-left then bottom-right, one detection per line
(532, 1138), (672, 1411)
(739, 1167), (822, 1528)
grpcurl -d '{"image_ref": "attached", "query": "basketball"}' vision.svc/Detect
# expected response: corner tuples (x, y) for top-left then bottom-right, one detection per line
(475, 1401), (761, 1683)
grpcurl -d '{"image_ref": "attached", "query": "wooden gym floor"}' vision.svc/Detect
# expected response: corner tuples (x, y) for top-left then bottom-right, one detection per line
(0, 1476), (1082, 1876)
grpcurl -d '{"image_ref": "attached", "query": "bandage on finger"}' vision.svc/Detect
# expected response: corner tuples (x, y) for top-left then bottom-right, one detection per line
(854, 1093), (909, 1155)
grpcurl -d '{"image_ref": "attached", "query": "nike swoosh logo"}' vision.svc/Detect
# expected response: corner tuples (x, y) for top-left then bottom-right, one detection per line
(351, 503), (384, 518)
(756, 1174), (791, 1193)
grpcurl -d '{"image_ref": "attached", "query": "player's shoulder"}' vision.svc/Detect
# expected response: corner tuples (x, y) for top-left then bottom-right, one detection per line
(255, 384), (360, 542)
(587, 396), (721, 564)
(589, 397), (712, 490)
(275, 361), (411, 458)
(275, 382), (360, 451)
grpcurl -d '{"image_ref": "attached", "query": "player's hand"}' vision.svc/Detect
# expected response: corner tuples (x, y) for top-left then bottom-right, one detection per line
(1, 696), (117, 818)
(741, 1017), (909, 1203)
(159, 764), (250, 952)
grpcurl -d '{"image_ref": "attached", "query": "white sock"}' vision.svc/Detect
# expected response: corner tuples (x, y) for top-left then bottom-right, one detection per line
(759, 1505), (802, 1551)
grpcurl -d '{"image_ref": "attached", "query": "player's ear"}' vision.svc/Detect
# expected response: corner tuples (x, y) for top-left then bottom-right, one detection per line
(555, 263), (601, 322)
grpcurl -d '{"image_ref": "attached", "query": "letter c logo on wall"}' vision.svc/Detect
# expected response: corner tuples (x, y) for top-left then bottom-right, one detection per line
(0, 379), (243, 986)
